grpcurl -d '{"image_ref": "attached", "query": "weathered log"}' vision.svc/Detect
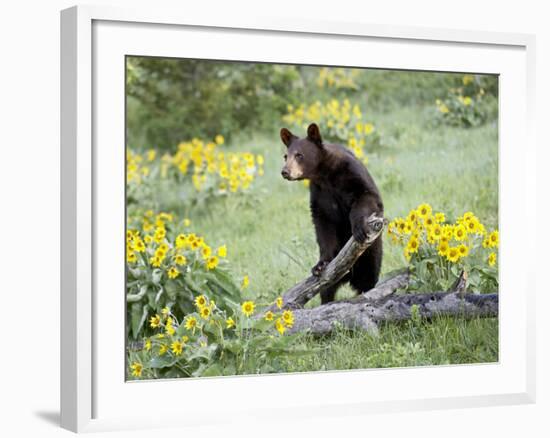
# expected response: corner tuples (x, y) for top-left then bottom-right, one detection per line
(265, 213), (386, 312)
(353, 269), (410, 303)
(287, 291), (498, 335)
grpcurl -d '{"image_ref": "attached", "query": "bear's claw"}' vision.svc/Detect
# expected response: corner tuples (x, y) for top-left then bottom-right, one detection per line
(312, 260), (329, 276)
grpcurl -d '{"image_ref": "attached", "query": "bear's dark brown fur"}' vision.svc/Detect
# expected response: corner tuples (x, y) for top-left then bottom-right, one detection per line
(280, 123), (384, 304)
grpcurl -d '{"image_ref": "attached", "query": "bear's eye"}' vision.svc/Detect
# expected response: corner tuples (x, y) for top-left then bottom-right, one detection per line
(295, 153), (304, 160)
(283, 154), (288, 160)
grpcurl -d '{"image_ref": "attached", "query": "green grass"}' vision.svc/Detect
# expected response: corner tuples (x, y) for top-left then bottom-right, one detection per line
(153, 102), (499, 370)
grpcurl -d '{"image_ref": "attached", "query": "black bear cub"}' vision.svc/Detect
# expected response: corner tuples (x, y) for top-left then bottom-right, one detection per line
(280, 123), (384, 304)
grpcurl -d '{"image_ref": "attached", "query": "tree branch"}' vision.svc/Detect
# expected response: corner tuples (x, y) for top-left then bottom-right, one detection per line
(266, 213), (386, 311)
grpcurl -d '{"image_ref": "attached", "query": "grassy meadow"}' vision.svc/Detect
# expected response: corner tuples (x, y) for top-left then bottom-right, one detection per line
(125, 61), (499, 379)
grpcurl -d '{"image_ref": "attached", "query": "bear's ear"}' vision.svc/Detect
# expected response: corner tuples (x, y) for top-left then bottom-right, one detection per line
(280, 128), (297, 147)
(307, 123), (323, 146)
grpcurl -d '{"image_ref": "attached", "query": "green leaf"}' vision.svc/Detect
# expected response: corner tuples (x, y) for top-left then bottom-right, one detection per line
(130, 302), (148, 340)
(223, 340), (243, 355)
(151, 269), (163, 285)
(149, 354), (179, 369)
(200, 363), (222, 377)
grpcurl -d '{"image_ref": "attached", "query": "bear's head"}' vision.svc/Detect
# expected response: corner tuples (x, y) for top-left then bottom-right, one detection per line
(280, 123), (324, 181)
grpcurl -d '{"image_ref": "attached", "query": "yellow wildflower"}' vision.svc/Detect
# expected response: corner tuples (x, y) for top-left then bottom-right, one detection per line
(447, 246), (460, 263)
(127, 251), (137, 263)
(184, 316), (198, 331)
(488, 230), (499, 247)
(130, 362), (143, 377)
(438, 241), (450, 257)
(153, 227), (166, 243)
(226, 317), (235, 329)
(149, 256), (162, 268)
(206, 256), (219, 270)
(217, 245), (227, 258)
(454, 224), (467, 241)
(165, 323), (176, 336)
(171, 340), (183, 356)
(241, 301), (255, 317)
(175, 234), (188, 249)
(199, 306), (211, 320)
(275, 318), (286, 335)
(133, 238), (146, 253)
(149, 314), (161, 328)
(282, 310), (294, 328)
(195, 295), (207, 309)
(407, 237), (420, 254)
(174, 254), (187, 266)
(167, 266), (180, 279)
(488, 252), (497, 267)
(201, 245), (212, 260)
(458, 244), (469, 258)
(417, 203), (432, 218)
(264, 311), (274, 321)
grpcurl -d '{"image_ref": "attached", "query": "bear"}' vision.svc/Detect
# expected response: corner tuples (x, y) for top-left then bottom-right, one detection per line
(280, 123), (384, 304)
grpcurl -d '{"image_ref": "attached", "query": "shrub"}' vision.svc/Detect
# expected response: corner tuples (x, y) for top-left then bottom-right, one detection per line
(433, 74), (498, 128)
(127, 294), (310, 379)
(282, 98), (384, 163)
(126, 211), (242, 339)
(126, 136), (264, 211)
(387, 203), (499, 292)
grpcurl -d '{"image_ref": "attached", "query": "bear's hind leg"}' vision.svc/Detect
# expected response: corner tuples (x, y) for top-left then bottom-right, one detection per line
(320, 287), (337, 304)
(349, 238), (382, 294)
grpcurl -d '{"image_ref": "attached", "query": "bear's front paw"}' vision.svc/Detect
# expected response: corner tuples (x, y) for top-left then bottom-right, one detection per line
(311, 260), (329, 277)
(352, 222), (367, 243)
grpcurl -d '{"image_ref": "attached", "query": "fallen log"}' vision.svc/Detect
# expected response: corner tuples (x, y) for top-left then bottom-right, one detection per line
(287, 290), (498, 335)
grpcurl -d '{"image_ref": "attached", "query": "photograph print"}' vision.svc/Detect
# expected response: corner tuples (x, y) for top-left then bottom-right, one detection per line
(125, 56), (499, 380)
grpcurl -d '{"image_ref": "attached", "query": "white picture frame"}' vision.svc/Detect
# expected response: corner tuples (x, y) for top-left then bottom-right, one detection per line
(60, 4), (536, 433)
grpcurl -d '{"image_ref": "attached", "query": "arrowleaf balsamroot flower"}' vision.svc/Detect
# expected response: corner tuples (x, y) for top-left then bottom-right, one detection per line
(199, 306), (211, 320)
(171, 340), (184, 356)
(184, 316), (198, 331)
(241, 301), (255, 317)
(195, 295), (207, 309)
(282, 310), (295, 328)
(149, 314), (161, 328)
(206, 256), (219, 270)
(130, 362), (143, 377)
(167, 266), (180, 279)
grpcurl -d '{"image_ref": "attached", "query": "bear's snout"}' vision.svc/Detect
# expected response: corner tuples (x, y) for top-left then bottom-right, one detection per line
(281, 168), (290, 179)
